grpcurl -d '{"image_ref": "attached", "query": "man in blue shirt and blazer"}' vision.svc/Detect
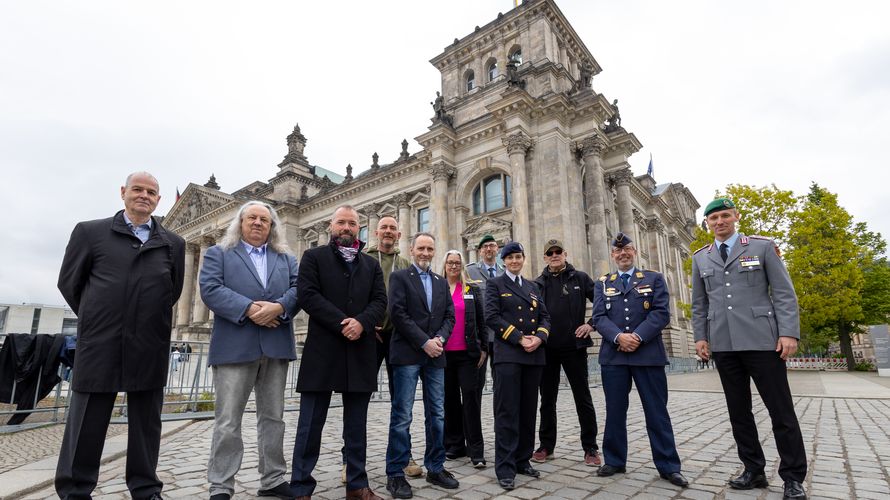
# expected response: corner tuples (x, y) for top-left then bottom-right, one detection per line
(592, 233), (687, 488)
(200, 201), (299, 500)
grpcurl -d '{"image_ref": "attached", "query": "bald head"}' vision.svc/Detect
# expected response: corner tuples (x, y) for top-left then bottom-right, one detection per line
(376, 216), (401, 253)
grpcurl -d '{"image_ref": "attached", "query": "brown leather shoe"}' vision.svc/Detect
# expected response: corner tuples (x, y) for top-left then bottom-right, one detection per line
(345, 487), (383, 500)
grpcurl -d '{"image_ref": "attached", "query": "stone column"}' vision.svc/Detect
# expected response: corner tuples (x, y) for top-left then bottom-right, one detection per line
(191, 237), (212, 325)
(176, 243), (197, 327)
(645, 218), (664, 272)
(611, 168), (635, 234)
(315, 222), (329, 246)
(503, 132), (533, 247)
(576, 134), (610, 276)
(365, 203), (381, 249)
(430, 163), (456, 268)
(395, 193), (410, 257)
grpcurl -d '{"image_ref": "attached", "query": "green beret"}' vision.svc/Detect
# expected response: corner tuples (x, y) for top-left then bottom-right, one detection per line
(704, 198), (736, 216)
(477, 234), (496, 249)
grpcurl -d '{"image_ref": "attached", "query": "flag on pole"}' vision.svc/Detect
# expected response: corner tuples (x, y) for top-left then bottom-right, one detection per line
(176, 187), (181, 202)
(646, 153), (654, 177)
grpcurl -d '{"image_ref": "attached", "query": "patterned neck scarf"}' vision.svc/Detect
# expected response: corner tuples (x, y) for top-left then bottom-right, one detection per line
(336, 239), (361, 262)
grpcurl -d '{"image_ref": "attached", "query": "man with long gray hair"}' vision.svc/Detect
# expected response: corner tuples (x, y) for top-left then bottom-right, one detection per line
(200, 200), (299, 500)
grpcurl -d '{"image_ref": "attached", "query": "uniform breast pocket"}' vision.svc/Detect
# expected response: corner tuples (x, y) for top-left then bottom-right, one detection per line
(700, 268), (715, 291)
(739, 264), (765, 287)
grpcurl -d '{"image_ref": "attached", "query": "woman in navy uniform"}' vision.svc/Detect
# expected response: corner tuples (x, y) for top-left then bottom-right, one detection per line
(484, 242), (551, 490)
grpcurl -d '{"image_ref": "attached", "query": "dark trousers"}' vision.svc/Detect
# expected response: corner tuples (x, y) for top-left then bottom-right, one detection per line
(291, 391), (371, 495)
(538, 348), (599, 454)
(55, 389), (164, 500)
(600, 364), (681, 474)
(443, 351), (485, 460)
(376, 329), (395, 397)
(475, 341), (494, 411)
(712, 351), (807, 482)
(493, 363), (543, 480)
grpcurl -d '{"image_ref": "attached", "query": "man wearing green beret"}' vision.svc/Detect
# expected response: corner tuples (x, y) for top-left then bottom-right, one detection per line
(691, 198), (807, 500)
(466, 235), (504, 395)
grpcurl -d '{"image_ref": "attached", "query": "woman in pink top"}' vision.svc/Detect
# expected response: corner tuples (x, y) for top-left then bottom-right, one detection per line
(441, 250), (488, 467)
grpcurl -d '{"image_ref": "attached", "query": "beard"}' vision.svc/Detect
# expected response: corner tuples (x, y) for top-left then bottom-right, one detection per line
(334, 230), (355, 246)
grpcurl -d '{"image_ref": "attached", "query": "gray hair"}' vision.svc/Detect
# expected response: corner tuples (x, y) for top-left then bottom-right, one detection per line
(218, 200), (291, 253)
(124, 171), (159, 189)
(441, 249), (471, 283)
(410, 231), (436, 247)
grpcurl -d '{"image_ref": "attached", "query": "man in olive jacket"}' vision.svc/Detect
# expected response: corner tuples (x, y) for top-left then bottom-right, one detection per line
(55, 172), (185, 500)
(290, 205), (388, 500)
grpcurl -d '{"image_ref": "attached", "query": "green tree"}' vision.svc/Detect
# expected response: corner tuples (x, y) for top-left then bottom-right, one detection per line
(785, 184), (863, 368)
(719, 184), (799, 249)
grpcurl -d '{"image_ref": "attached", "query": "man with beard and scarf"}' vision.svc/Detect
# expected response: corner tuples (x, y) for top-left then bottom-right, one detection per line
(290, 205), (388, 500)
(531, 239), (601, 468)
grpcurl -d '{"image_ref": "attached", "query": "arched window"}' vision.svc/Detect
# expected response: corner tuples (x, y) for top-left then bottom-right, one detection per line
(417, 207), (430, 232)
(466, 70), (475, 92)
(472, 174), (512, 215)
(509, 47), (522, 65)
(487, 60), (498, 82)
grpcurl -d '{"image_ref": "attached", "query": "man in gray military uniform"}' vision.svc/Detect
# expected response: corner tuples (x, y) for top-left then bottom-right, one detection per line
(466, 234), (504, 390)
(691, 198), (807, 500)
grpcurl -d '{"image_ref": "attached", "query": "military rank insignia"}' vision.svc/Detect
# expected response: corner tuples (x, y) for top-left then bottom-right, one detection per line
(635, 271), (644, 279)
(610, 274), (618, 281)
(644, 301), (650, 310)
(740, 256), (761, 267)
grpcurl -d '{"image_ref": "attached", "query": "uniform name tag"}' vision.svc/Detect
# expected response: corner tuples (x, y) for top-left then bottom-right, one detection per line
(635, 286), (653, 294)
(740, 256), (761, 267)
(463, 294), (474, 300)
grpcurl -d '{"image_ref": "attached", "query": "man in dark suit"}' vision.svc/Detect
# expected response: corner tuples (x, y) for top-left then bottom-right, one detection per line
(592, 233), (687, 488)
(55, 172), (185, 500)
(692, 198), (807, 500)
(466, 235), (504, 391)
(484, 242), (551, 491)
(385, 232), (457, 498)
(199, 201), (299, 500)
(290, 205), (388, 500)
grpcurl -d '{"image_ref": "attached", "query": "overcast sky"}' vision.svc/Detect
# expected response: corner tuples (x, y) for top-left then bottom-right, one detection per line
(1, 0), (888, 306)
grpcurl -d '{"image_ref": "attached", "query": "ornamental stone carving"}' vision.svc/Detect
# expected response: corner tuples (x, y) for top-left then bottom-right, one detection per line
(502, 132), (533, 155)
(574, 134), (606, 158)
(393, 193), (409, 208)
(430, 162), (457, 181)
(608, 168), (634, 186)
(364, 202), (382, 218)
(279, 123), (308, 167)
(644, 217), (665, 234)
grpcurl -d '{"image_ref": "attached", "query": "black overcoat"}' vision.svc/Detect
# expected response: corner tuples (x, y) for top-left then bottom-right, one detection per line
(295, 240), (387, 393)
(57, 210), (185, 392)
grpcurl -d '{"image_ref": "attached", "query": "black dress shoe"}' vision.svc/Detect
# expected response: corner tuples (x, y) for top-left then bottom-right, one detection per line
(258, 481), (296, 499)
(517, 465), (540, 478)
(445, 449), (466, 460)
(783, 480), (807, 500)
(597, 464), (626, 477)
(209, 494), (231, 500)
(498, 478), (515, 490)
(427, 469), (459, 489)
(729, 470), (768, 490)
(148, 494), (163, 500)
(659, 472), (689, 487)
(386, 476), (413, 499)
(471, 458), (487, 468)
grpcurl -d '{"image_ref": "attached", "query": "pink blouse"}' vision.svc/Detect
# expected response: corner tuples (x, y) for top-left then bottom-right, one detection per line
(445, 282), (467, 351)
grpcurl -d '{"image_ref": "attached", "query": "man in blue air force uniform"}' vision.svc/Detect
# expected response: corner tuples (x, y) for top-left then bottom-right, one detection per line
(592, 233), (688, 488)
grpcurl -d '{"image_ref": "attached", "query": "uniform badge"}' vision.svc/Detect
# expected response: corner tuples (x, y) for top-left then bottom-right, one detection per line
(604, 287), (620, 297)
(532, 299), (538, 308)
(635, 271), (645, 279)
(635, 285), (653, 295)
(740, 256), (761, 267)
(610, 274), (618, 281)
(644, 301), (650, 310)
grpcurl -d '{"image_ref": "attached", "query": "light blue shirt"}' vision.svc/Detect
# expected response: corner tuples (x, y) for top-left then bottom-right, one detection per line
(714, 232), (740, 252)
(122, 212), (152, 244)
(484, 263), (498, 278)
(242, 240), (268, 288)
(505, 270), (522, 286)
(614, 267), (641, 344)
(413, 263), (433, 311)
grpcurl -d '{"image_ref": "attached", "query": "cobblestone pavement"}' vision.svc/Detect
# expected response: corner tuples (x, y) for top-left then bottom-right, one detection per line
(0, 424), (128, 475)
(16, 373), (890, 500)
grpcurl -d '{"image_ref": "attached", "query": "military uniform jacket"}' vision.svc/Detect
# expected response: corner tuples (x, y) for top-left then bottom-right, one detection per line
(466, 260), (504, 343)
(484, 274), (551, 365)
(691, 233), (800, 352)
(592, 269), (669, 366)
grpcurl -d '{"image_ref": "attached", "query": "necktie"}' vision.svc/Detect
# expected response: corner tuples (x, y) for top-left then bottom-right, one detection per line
(488, 267), (496, 278)
(514, 276), (521, 286)
(720, 243), (729, 262)
(419, 272), (433, 310)
(621, 273), (630, 288)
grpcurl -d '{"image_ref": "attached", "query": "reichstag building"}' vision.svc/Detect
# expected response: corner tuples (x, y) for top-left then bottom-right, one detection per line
(165, 0), (700, 357)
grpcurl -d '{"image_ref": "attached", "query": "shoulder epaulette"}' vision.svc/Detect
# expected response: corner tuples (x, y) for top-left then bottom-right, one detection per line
(748, 235), (773, 241)
(599, 274), (608, 282)
(693, 244), (710, 255)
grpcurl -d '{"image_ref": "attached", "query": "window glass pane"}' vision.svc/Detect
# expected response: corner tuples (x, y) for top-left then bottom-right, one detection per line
(466, 71), (475, 91)
(485, 176), (505, 211)
(488, 63), (498, 81)
(505, 174), (512, 208)
(473, 185), (482, 215)
(510, 49), (522, 64)
(359, 226), (368, 243)
(418, 208), (430, 232)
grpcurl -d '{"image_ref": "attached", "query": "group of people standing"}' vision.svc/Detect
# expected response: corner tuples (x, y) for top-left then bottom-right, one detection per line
(53, 171), (808, 500)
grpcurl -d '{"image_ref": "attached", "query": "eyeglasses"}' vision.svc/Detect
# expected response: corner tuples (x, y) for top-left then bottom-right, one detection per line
(545, 249), (563, 256)
(445, 261), (462, 267)
(481, 243), (498, 249)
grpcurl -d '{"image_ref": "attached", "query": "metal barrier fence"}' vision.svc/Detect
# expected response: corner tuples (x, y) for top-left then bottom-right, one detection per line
(2, 334), (707, 431)
(786, 357), (849, 371)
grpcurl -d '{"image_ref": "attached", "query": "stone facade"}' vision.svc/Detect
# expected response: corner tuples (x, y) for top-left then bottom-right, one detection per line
(165, 0), (700, 357)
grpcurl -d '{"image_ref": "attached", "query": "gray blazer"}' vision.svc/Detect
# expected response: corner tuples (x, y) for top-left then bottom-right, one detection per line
(465, 260), (504, 342)
(691, 233), (800, 352)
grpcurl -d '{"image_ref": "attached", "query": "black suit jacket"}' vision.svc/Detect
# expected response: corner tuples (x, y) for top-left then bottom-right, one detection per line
(484, 274), (551, 365)
(388, 266), (455, 367)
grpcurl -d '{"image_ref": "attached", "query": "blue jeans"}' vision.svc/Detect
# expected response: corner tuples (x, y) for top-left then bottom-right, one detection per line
(385, 363), (445, 476)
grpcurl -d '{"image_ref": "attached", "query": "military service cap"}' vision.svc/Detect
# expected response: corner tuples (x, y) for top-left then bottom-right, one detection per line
(500, 241), (524, 259)
(704, 197), (736, 216)
(543, 238), (564, 253)
(611, 232), (633, 248)
(477, 234), (496, 249)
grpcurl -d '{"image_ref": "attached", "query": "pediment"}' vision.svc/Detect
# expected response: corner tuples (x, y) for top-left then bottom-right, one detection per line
(164, 184), (234, 231)
(462, 215), (512, 243)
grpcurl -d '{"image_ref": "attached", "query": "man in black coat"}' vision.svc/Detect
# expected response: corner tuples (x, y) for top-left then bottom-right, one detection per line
(290, 205), (388, 500)
(55, 172), (185, 500)
(532, 239), (601, 467)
